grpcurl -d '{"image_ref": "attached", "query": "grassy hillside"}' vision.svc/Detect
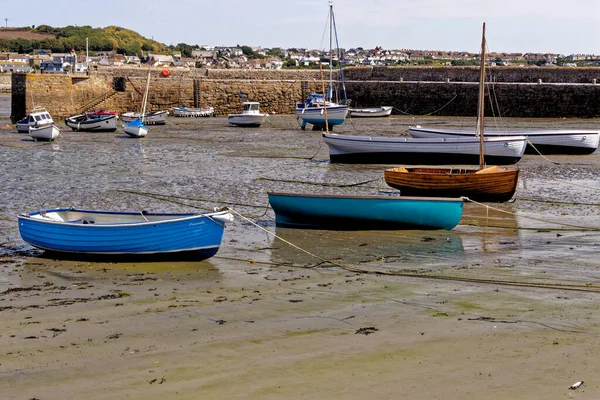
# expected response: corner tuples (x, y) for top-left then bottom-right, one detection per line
(0, 25), (170, 55)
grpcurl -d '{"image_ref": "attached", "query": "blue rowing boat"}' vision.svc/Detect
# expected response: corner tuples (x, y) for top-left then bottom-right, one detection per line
(18, 208), (233, 260)
(268, 193), (463, 230)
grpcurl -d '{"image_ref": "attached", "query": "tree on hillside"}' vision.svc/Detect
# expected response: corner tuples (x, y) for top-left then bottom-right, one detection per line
(172, 43), (195, 58)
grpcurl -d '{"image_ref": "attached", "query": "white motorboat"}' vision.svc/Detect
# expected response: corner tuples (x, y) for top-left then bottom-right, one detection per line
(349, 106), (393, 118)
(322, 132), (527, 165)
(408, 125), (599, 155)
(16, 107), (54, 133)
(29, 123), (60, 141)
(121, 110), (168, 125)
(227, 102), (268, 127)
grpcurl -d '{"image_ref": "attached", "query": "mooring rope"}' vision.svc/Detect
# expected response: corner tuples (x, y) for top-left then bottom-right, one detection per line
(525, 140), (563, 165)
(463, 197), (600, 231)
(225, 206), (600, 293)
(424, 94), (458, 116)
(110, 189), (269, 210)
(256, 177), (379, 188)
(521, 169), (600, 191)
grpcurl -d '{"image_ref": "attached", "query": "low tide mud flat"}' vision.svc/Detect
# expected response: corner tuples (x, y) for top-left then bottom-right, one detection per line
(1, 102), (600, 399)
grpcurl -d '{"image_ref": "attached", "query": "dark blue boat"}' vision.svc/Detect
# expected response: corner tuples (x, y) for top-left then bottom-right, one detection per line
(18, 208), (233, 261)
(268, 193), (463, 230)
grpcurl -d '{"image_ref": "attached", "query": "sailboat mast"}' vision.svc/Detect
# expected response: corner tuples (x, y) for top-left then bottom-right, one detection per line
(328, 1), (333, 100)
(141, 71), (151, 123)
(476, 22), (486, 170)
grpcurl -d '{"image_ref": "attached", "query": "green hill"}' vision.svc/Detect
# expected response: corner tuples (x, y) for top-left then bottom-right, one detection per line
(0, 25), (170, 55)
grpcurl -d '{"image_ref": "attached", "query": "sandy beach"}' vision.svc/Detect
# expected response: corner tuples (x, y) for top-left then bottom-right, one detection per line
(1, 97), (600, 399)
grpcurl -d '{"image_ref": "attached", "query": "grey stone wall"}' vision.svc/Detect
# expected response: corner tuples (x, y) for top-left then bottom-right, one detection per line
(10, 66), (600, 119)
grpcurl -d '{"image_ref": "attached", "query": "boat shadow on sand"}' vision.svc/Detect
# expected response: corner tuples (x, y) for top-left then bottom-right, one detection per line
(268, 228), (464, 267)
(32, 249), (221, 263)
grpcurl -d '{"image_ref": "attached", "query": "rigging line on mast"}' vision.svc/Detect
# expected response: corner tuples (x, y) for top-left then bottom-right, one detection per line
(318, 10), (329, 55)
(331, 7), (347, 102)
(483, 37), (509, 131)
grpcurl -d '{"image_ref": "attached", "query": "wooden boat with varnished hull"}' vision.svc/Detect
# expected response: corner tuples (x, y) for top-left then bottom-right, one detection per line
(384, 166), (520, 202)
(384, 23), (520, 203)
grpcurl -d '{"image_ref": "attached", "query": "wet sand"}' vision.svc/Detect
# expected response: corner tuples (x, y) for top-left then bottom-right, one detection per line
(1, 97), (600, 399)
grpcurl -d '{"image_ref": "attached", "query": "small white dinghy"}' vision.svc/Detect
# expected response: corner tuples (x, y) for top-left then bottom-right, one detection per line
(349, 106), (392, 118)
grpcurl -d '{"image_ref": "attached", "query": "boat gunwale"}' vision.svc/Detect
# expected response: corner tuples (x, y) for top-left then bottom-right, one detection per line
(323, 132), (528, 144)
(18, 209), (232, 228)
(408, 126), (600, 137)
(268, 192), (464, 203)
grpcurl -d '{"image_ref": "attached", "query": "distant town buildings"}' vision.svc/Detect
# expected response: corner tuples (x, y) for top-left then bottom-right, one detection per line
(1, 45), (599, 73)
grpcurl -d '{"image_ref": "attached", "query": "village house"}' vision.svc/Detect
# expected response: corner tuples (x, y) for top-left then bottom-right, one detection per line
(145, 54), (175, 67)
(124, 55), (141, 64)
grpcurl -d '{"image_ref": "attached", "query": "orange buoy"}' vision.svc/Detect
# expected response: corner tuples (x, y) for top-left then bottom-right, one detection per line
(161, 69), (170, 77)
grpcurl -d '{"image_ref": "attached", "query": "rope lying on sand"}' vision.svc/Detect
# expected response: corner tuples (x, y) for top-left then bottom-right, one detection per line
(225, 207), (600, 294)
(110, 189), (600, 292)
(112, 187), (600, 232)
(256, 177), (380, 187)
(521, 169), (600, 191)
(462, 198), (600, 231)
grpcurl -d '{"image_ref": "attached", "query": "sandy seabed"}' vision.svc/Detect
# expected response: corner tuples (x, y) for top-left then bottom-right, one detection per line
(1, 100), (600, 399)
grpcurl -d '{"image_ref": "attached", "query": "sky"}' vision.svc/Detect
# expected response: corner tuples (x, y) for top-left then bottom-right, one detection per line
(3, 0), (600, 55)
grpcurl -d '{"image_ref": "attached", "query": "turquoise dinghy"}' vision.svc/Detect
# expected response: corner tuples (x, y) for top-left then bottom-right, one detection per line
(18, 208), (233, 261)
(268, 193), (463, 230)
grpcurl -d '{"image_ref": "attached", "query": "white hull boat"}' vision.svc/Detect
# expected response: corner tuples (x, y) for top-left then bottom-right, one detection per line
(228, 102), (268, 127)
(123, 72), (150, 138)
(121, 110), (168, 125)
(171, 106), (215, 117)
(30, 123), (60, 141)
(123, 119), (148, 138)
(296, 4), (349, 130)
(65, 113), (118, 132)
(322, 132), (527, 165)
(349, 106), (392, 118)
(408, 125), (599, 155)
(295, 98), (349, 130)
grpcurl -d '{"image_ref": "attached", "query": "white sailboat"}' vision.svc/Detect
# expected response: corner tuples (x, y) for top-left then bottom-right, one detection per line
(295, 2), (349, 130)
(123, 72), (150, 138)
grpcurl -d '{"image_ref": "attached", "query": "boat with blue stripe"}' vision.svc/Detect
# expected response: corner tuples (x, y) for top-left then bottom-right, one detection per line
(18, 208), (233, 261)
(268, 192), (463, 230)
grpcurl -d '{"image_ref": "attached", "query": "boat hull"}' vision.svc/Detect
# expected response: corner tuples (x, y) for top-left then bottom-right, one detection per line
(30, 124), (60, 141)
(123, 119), (148, 138)
(349, 106), (392, 118)
(18, 209), (232, 260)
(322, 133), (526, 165)
(121, 111), (167, 125)
(268, 192), (463, 230)
(295, 105), (349, 126)
(227, 114), (267, 127)
(65, 114), (118, 132)
(408, 126), (600, 155)
(384, 167), (520, 202)
(171, 107), (215, 117)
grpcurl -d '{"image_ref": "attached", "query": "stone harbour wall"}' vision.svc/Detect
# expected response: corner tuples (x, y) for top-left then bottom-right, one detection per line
(10, 66), (600, 120)
(0, 74), (11, 93)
